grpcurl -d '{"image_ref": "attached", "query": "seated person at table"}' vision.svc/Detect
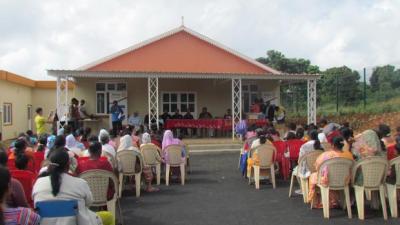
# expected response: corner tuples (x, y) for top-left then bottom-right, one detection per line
(34, 149), (113, 225)
(250, 100), (261, 113)
(160, 109), (172, 123)
(183, 110), (194, 119)
(0, 166), (40, 225)
(223, 109), (232, 120)
(199, 107), (212, 119)
(172, 109), (183, 119)
(0, 148), (29, 208)
(128, 112), (143, 129)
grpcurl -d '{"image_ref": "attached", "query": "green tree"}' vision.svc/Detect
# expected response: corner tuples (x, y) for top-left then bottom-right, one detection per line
(320, 66), (361, 105)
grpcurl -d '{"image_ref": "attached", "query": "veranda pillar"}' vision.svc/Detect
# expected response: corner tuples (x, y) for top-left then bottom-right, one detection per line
(56, 75), (69, 132)
(307, 78), (317, 125)
(231, 78), (242, 139)
(148, 77), (159, 130)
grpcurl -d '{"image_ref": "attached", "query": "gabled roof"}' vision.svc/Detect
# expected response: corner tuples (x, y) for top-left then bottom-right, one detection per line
(79, 26), (280, 75)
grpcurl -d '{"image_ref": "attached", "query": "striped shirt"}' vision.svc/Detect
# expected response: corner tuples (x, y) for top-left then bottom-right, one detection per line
(4, 207), (40, 225)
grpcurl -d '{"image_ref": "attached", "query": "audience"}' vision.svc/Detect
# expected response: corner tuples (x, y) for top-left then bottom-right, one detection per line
(33, 149), (112, 225)
(0, 166), (40, 225)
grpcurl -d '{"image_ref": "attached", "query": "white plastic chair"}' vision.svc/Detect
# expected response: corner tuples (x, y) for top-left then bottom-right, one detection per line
(140, 143), (162, 185)
(288, 150), (322, 203)
(117, 150), (142, 197)
(79, 169), (123, 225)
(164, 144), (185, 186)
(315, 157), (353, 219)
(386, 156), (400, 218)
(352, 156), (388, 220)
(248, 144), (277, 189)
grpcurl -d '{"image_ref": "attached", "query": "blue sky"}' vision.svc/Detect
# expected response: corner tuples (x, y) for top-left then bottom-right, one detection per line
(0, 0), (399, 80)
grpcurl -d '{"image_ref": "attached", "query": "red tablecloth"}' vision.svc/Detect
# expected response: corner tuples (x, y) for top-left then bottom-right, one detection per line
(164, 119), (268, 130)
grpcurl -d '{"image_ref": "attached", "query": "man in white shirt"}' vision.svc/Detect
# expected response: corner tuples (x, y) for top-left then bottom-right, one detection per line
(128, 112), (143, 129)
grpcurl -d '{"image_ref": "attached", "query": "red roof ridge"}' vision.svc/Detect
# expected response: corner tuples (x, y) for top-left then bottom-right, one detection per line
(77, 26), (280, 74)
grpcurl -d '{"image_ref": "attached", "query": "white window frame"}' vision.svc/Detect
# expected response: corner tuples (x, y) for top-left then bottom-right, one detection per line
(3, 103), (12, 125)
(161, 91), (197, 117)
(242, 83), (260, 113)
(95, 81), (127, 115)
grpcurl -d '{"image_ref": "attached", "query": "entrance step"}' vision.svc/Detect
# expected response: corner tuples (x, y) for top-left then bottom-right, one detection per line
(183, 138), (242, 153)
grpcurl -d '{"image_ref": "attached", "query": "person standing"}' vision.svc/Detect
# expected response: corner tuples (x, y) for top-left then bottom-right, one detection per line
(34, 107), (52, 136)
(171, 109), (183, 136)
(198, 107), (213, 137)
(69, 98), (81, 130)
(110, 101), (124, 135)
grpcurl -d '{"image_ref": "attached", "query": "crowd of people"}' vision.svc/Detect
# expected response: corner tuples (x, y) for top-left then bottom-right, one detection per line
(0, 107), (189, 225)
(240, 118), (400, 214)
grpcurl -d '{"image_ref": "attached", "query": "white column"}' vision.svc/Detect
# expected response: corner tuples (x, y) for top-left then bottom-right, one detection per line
(56, 75), (69, 132)
(148, 77), (159, 130)
(231, 78), (242, 139)
(307, 78), (317, 125)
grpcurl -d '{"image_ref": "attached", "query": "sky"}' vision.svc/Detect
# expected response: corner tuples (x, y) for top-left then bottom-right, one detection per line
(0, 0), (399, 80)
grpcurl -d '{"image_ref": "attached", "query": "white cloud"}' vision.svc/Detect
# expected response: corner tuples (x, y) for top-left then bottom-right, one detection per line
(0, 0), (399, 80)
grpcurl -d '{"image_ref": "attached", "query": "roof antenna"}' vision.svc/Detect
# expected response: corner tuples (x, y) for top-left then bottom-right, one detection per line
(181, 16), (184, 27)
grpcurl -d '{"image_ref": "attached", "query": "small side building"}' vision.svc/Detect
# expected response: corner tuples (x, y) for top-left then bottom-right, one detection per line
(0, 70), (74, 140)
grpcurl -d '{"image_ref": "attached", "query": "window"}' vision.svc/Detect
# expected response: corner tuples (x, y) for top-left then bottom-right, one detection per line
(242, 84), (260, 113)
(162, 92), (196, 114)
(3, 103), (12, 125)
(96, 82), (127, 114)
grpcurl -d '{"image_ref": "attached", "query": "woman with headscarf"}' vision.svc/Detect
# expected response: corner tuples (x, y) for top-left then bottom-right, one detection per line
(352, 129), (384, 160)
(99, 129), (116, 158)
(118, 135), (159, 192)
(161, 130), (185, 164)
(65, 132), (84, 156)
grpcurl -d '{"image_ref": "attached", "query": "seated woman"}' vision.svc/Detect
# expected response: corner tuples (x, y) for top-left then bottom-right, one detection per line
(33, 149), (113, 225)
(308, 136), (354, 208)
(378, 124), (395, 147)
(8, 139), (35, 173)
(99, 130), (117, 169)
(387, 136), (400, 160)
(118, 135), (159, 192)
(246, 135), (274, 177)
(0, 148), (29, 208)
(65, 131), (85, 156)
(0, 166), (40, 225)
(352, 129), (384, 160)
(76, 141), (113, 175)
(34, 135), (47, 173)
(161, 130), (185, 163)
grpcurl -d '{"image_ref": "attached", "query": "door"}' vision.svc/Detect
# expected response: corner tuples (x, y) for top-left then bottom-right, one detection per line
(27, 105), (32, 130)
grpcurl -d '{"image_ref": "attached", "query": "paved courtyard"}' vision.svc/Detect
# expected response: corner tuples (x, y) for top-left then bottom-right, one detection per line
(121, 152), (397, 225)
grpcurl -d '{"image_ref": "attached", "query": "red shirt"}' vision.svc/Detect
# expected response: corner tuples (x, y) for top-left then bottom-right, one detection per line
(76, 157), (113, 175)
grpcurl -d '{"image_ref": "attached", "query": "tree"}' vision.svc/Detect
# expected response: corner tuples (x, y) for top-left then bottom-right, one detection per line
(320, 66), (361, 105)
(256, 50), (320, 74)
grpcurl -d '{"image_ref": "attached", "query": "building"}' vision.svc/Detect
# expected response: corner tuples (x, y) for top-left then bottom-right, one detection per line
(48, 25), (318, 135)
(0, 70), (74, 140)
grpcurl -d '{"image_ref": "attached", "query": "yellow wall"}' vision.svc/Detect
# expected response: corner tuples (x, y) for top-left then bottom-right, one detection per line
(0, 80), (33, 140)
(31, 88), (59, 133)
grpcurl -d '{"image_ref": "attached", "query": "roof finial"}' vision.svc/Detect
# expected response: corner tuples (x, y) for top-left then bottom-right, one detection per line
(181, 16), (184, 27)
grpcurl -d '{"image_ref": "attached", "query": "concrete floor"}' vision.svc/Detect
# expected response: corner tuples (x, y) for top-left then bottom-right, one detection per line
(121, 152), (398, 225)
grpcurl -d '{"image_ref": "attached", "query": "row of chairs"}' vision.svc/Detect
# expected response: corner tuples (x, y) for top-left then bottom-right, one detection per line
(289, 152), (400, 220)
(118, 144), (190, 198)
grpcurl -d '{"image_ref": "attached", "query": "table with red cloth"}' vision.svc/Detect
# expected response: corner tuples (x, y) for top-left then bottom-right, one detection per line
(164, 119), (268, 130)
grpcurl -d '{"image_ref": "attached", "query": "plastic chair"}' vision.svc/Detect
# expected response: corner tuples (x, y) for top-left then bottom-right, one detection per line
(10, 170), (36, 207)
(273, 140), (290, 180)
(164, 144), (185, 186)
(184, 144), (191, 174)
(140, 143), (162, 185)
(79, 169), (123, 225)
(33, 151), (45, 173)
(352, 156), (388, 220)
(116, 150), (142, 197)
(286, 139), (305, 162)
(288, 150), (322, 203)
(248, 144), (276, 189)
(315, 157), (353, 219)
(35, 200), (78, 225)
(386, 156), (400, 218)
